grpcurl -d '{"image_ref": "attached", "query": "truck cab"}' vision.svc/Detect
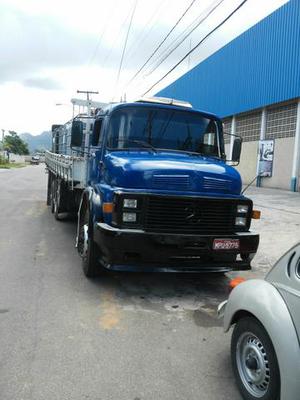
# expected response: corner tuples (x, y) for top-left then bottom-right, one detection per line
(72, 97), (259, 277)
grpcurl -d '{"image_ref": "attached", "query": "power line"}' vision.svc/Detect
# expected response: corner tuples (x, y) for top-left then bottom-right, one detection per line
(113, 0), (138, 100)
(123, 0), (169, 63)
(144, 0), (225, 78)
(122, 0), (224, 96)
(101, 8), (133, 70)
(87, 0), (119, 66)
(142, 0), (247, 96)
(143, 1), (220, 71)
(123, 0), (198, 91)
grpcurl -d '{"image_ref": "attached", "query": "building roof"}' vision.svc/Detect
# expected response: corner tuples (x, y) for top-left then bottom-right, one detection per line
(157, 0), (300, 118)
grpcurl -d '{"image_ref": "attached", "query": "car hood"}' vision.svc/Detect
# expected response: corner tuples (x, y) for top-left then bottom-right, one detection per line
(103, 151), (242, 195)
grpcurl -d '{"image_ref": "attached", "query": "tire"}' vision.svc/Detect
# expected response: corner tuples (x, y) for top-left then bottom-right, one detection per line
(50, 179), (56, 214)
(231, 317), (280, 400)
(53, 180), (66, 221)
(54, 182), (61, 220)
(78, 204), (103, 278)
(46, 173), (51, 206)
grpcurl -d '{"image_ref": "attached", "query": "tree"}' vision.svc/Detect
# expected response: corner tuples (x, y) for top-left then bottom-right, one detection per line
(3, 131), (29, 155)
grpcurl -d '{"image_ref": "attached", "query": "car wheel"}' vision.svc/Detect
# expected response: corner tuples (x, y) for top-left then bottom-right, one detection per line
(231, 316), (280, 400)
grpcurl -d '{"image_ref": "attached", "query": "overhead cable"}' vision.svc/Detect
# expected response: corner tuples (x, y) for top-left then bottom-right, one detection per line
(142, 0), (247, 96)
(87, 0), (119, 66)
(144, 0), (224, 77)
(123, 0), (169, 63)
(113, 0), (138, 100)
(124, 0), (198, 89)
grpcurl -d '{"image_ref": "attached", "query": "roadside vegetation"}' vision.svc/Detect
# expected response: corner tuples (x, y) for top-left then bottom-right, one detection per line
(0, 156), (26, 169)
(0, 131), (29, 168)
(2, 131), (29, 155)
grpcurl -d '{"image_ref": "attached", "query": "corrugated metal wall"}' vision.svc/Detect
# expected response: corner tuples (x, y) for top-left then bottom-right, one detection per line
(157, 0), (300, 118)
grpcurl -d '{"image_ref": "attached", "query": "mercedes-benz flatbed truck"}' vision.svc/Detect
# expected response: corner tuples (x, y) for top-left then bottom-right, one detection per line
(45, 97), (259, 278)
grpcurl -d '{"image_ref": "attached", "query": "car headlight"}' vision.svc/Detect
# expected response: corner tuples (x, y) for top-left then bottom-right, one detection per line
(123, 198), (138, 208)
(235, 217), (247, 226)
(123, 212), (137, 222)
(237, 204), (248, 213)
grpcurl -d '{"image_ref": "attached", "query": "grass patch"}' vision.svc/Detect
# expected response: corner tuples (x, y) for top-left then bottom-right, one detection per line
(0, 162), (26, 169)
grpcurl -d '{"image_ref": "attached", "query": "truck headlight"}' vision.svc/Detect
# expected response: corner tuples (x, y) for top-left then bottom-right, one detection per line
(235, 217), (247, 226)
(123, 212), (137, 222)
(237, 204), (248, 213)
(123, 198), (138, 208)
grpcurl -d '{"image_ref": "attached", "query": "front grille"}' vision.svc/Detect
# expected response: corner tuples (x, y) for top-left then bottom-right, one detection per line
(144, 196), (239, 234)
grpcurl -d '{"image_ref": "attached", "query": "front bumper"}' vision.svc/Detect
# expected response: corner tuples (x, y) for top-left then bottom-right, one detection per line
(94, 223), (259, 273)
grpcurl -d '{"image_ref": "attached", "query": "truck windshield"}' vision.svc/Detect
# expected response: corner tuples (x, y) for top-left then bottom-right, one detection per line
(107, 107), (221, 157)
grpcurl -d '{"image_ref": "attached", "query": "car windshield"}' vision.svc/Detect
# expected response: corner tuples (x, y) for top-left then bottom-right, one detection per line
(106, 107), (221, 157)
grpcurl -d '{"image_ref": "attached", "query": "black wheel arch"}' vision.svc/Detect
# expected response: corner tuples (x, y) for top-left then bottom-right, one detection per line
(231, 310), (259, 326)
(78, 187), (104, 225)
(78, 189), (93, 219)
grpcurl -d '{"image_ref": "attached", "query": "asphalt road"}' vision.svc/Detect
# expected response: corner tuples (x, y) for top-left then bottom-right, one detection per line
(1, 165), (299, 400)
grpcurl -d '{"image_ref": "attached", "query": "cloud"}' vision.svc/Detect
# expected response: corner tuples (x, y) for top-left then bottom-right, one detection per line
(22, 77), (62, 90)
(0, 4), (96, 85)
(0, 1), (185, 88)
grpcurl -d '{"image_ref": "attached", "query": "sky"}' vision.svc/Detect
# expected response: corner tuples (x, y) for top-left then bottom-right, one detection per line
(0, 0), (287, 135)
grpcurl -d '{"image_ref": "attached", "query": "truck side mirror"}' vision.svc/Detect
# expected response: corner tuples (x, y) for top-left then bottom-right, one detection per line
(91, 119), (103, 146)
(232, 137), (242, 162)
(71, 120), (84, 147)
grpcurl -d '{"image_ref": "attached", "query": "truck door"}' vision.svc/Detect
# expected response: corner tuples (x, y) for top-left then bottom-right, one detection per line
(90, 117), (105, 184)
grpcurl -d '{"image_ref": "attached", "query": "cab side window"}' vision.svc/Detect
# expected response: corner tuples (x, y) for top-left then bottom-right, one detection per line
(92, 118), (104, 146)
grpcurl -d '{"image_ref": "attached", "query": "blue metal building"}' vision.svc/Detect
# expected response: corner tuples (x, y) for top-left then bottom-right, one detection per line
(157, 0), (300, 191)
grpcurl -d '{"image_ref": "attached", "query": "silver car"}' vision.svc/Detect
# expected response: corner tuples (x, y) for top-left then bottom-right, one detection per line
(218, 243), (300, 400)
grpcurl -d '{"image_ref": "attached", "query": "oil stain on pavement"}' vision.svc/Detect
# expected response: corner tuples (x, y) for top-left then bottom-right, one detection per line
(96, 272), (229, 328)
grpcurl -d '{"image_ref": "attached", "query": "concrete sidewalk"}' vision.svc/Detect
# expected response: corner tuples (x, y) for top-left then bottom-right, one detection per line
(239, 186), (300, 278)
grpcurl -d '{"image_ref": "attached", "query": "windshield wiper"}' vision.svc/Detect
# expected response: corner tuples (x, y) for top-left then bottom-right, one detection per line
(159, 148), (220, 160)
(123, 139), (157, 153)
(196, 152), (221, 160)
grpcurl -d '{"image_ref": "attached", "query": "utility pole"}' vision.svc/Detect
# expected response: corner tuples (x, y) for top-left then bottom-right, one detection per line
(76, 90), (99, 117)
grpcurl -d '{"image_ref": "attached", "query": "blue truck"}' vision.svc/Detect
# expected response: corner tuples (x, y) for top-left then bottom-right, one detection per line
(46, 97), (259, 278)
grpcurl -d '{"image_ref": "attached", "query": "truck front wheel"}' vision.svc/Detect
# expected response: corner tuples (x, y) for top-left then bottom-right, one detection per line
(78, 206), (103, 278)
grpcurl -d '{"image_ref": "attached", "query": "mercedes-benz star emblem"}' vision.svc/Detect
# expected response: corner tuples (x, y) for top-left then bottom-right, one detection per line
(185, 206), (202, 224)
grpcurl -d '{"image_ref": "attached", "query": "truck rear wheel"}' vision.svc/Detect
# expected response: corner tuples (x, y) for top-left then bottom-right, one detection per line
(78, 205), (103, 278)
(50, 179), (56, 214)
(54, 182), (62, 220)
(53, 180), (68, 221)
(46, 173), (51, 206)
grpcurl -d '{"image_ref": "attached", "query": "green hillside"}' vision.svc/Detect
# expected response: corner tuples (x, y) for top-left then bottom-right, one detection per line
(20, 131), (51, 154)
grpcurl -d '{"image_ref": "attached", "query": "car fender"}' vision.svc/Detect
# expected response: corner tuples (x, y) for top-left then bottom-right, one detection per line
(224, 279), (300, 400)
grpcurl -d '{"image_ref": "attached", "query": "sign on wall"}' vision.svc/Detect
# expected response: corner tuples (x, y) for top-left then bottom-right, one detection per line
(258, 140), (274, 177)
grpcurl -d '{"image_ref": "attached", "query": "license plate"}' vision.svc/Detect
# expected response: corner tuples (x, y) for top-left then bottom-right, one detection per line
(213, 239), (240, 250)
